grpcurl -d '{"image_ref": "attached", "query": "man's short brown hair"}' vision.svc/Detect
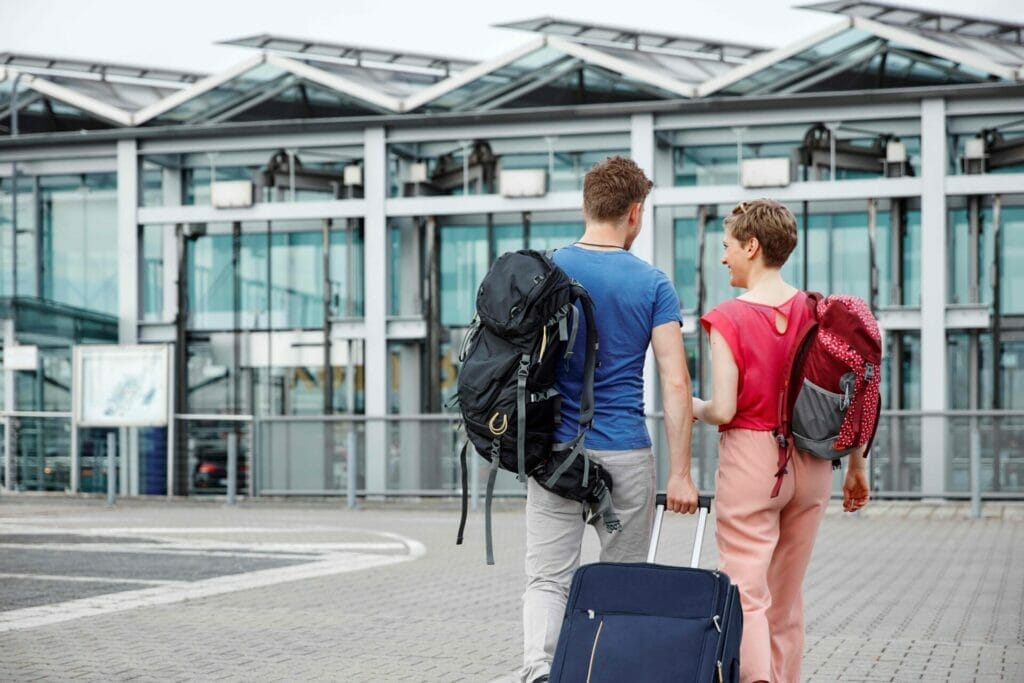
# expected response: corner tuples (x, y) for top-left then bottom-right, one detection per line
(582, 156), (653, 222)
(723, 199), (798, 269)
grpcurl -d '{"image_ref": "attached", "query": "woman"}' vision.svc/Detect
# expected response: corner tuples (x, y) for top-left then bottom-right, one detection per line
(692, 199), (870, 683)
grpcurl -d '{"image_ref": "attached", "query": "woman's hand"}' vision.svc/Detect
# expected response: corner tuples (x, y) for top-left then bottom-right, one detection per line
(842, 463), (870, 512)
(691, 397), (705, 423)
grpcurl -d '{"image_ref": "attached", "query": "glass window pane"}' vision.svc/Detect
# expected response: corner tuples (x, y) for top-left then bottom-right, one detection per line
(903, 210), (921, 307)
(528, 222), (581, 251)
(1001, 207), (1024, 314)
(39, 173), (118, 314)
(674, 217), (697, 311)
(440, 226), (487, 326)
(141, 224), (164, 322)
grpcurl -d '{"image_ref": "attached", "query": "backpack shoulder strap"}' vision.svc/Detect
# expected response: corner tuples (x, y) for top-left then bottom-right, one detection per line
(775, 291), (822, 440)
(572, 284), (598, 429)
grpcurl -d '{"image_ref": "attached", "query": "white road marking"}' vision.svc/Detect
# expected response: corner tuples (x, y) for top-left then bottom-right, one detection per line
(0, 573), (185, 586)
(0, 540), (408, 556)
(0, 531), (427, 633)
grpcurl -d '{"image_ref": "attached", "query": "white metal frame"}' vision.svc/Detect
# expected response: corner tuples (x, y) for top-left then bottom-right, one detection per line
(10, 71), (135, 126)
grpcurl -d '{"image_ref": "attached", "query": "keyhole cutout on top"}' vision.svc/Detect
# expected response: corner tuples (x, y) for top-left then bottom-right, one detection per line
(774, 309), (789, 334)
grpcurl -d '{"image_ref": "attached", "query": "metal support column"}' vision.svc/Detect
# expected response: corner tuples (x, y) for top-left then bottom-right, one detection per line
(226, 431), (237, 506)
(323, 217), (336, 492)
(172, 224), (189, 495)
(919, 99), (947, 496)
(107, 432), (117, 506)
(425, 216), (441, 414)
(991, 195), (1003, 493)
(3, 319), (15, 492)
(363, 126), (388, 494)
(969, 331), (982, 517)
(631, 113), (658, 445)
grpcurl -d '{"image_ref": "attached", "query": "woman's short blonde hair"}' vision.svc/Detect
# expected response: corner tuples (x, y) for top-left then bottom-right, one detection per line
(723, 199), (798, 269)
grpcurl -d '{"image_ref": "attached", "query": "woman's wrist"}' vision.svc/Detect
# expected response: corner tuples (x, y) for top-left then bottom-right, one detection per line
(846, 457), (866, 473)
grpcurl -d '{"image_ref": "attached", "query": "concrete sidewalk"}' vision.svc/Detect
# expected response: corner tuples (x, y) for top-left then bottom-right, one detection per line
(0, 495), (1021, 682)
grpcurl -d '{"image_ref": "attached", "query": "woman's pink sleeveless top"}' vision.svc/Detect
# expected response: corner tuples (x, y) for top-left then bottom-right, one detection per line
(700, 291), (811, 432)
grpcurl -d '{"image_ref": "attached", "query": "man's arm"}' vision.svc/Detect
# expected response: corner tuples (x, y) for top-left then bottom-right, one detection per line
(651, 322), (698, 514)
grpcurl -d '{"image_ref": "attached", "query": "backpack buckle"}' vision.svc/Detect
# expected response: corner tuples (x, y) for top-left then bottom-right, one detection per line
(774, 431), (788, 450)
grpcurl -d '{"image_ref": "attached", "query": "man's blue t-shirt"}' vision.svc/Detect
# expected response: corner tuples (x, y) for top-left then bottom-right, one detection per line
(552, 245), (683, 450)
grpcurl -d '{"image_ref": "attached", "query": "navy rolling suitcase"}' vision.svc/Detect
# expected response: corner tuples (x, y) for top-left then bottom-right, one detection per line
(549, 494), (743, 683)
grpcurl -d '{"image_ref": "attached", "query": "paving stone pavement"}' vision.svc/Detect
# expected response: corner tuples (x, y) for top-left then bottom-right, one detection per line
(0, 495), (1021, 682)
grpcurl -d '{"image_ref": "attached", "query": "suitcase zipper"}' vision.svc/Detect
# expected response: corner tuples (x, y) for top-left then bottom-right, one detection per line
(585, 619), (604, 683)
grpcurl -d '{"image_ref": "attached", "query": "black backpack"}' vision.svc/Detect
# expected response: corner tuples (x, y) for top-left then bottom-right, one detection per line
(453, 249), (619, 564)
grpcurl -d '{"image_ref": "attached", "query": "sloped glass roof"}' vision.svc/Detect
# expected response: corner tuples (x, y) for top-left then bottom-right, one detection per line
(412, 46), (568, 112)
(223, 79), (383, 122)
(715, 26), (1001, 96)
(800, 2), (1024, 67)
(1, 7), (1021, 136)
(495, 17), (768, 62)
(581, 43), (738, 85)
(219, 35), (474, 100)
(0, 88), (119, 135)
(0, 53), (203, 85)
(221, 35), (476, 76)
(801, 2), (1024, 46)
(409, 44), (683, 113)
(144, 62), (384, 125)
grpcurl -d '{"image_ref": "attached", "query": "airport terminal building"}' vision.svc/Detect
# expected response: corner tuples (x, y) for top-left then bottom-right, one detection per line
(0, 1), (1022, 501)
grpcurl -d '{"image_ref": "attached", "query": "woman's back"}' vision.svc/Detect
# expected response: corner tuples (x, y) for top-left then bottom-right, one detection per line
(700, 290), (812, 431)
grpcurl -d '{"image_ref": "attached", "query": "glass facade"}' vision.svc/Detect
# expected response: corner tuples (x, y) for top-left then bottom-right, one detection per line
(439, 215), (582, 326)
(2, 40), (1022, 500)
(141, 145), (364, 207)
(186, 220), (363, 330)
(667, 124), (921, 187)
(389, 133), (629, 197)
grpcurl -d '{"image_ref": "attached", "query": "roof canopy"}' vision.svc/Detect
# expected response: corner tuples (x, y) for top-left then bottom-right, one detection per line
(1, 2), (1020, 135)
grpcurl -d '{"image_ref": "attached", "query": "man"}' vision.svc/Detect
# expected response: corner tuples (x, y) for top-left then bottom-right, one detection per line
(515, 155), (699, 683)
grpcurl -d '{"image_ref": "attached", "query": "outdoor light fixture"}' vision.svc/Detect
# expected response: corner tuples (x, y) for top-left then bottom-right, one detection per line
(499, 169), (547, 197)
(211, 180), (255, 208)
(740, 158), (791, 188)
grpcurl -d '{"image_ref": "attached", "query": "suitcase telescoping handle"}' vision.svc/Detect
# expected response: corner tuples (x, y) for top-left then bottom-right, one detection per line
(648, 494), (713, 567)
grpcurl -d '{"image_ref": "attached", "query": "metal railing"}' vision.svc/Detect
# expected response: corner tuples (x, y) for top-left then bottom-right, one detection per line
(3, 410), (1022, 518)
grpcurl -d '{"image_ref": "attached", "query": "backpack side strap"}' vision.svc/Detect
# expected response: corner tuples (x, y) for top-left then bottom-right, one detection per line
(573, 286), (598, 429)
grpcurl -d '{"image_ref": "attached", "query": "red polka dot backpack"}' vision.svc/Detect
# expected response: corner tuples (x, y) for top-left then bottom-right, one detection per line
(772, 292), (882, 496)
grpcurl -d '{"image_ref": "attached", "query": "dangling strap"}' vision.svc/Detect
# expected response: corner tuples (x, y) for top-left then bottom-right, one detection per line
(770, 436), (791, 499)
(484, 441), (500, 565)
(456, 441), (469, 545)
(516, 354), (530, 482)
(589, 480), (622, 533)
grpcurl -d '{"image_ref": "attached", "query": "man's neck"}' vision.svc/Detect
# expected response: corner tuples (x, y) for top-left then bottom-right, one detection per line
(578, 222), (627, 249)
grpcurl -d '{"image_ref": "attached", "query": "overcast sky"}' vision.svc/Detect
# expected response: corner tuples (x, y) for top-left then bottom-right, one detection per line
(0, 0), (1020, 75)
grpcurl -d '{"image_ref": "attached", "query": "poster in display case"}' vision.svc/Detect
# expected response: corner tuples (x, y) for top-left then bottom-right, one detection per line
(75, 345), (170, 427)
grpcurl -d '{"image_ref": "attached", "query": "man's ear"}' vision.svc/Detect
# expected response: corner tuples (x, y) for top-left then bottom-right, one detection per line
(627, 201), (642, 227)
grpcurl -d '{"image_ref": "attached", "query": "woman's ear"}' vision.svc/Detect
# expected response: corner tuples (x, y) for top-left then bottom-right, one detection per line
(745, 237), (761, 260)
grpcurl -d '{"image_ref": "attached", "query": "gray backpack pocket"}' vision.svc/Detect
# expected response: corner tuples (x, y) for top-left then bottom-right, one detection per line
(791, 374), (858, 460)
